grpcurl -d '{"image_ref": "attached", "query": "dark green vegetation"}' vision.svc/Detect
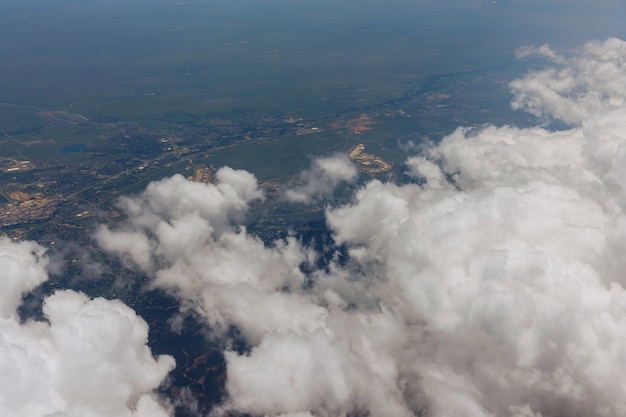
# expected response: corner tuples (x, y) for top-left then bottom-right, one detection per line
(0, 67), (535, 242)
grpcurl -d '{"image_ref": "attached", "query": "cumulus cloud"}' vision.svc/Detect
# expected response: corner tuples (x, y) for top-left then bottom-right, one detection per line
(284, 154), (358, 204)
(0, 236), (48, 318)
(96, 168), (322, 343)
(511, 37), (626, 125)
(95, 167), (264, 273)
(327, 114), (626, 416)
(0, 237), (174, 417)
(515, 43), (566, 64)
(98, 38), (626, 417)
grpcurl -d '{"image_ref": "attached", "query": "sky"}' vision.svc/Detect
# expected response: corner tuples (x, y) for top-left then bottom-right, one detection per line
(4, 1), (626, 417)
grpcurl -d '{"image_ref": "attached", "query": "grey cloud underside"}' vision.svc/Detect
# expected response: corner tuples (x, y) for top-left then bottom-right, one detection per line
(94, 38), (626, 417)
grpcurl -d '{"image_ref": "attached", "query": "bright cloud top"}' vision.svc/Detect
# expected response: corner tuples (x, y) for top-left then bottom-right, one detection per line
(511, 37), (626, 125)
(0, 237), (174, 417)
(98, 38), (626, 417)
(96, 167), (318, 342)
(284, 153), (358, 204)
(95, 168), (264, 272)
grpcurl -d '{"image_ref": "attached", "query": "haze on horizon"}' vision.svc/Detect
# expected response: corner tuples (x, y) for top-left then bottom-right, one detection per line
(1, 0), (625, 111)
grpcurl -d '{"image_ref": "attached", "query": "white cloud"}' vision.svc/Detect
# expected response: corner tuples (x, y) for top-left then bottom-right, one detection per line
(326, 113), (626, 416)
(95, 167), (264, 273)
(284, 154), (358, 204)
(0, 237), (174, 417)
(0, 236), (48, 318)
(98, 38), (626, 417)
(515, 43), (566, 64)
(96, 167), (321, 343)
(510, 38), (626, 125)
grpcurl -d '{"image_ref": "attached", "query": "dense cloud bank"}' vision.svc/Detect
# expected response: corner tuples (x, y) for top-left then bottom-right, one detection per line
(95, 37), (626, 417)
(0, 237), (174, 417)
